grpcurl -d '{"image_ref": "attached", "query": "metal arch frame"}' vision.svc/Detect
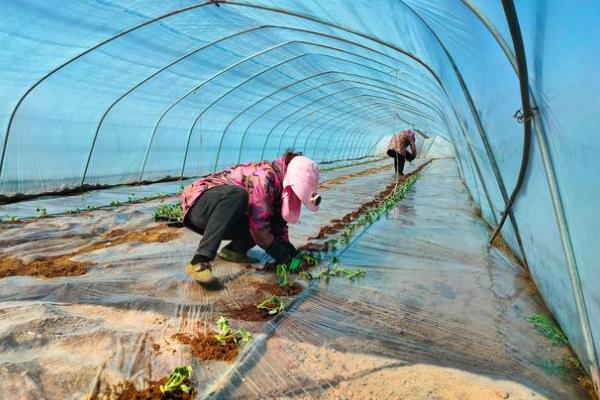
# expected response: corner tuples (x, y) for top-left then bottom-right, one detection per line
(305, 98), (433, 157)
(135, 39), (293, 181)
(396, 0), (528, 261)
(297, 102), (397, 159)
(221, 68), (444, 172)
(0, 1), (218, 181)
(257, 88), (405, 163)
(83, 25), (273, 185)
(234, 60), (445, 166)
(285, 87), (432, 155)
(195, 50), (442, 173)
(324, 110), (394, 159)
(331, 108), (445, 161)
(315, 96), (446, 161)
(285, 81), (438, 155)
(304, 107), (398, 160)
(1, 0), (454, 184)
(460, 0), (599, 383)
(144, 36), (431, 179)
(183, 41), (432, 176)
(83, 21), (447, 183)
(293, 97), (415, 157)
(301, 98), (428, 159)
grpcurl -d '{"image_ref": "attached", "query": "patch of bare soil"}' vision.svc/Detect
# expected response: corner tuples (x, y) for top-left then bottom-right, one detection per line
(0, 225), (180, 279)
(80, 225), (181, 252)
(0, 254), (90, 278)
(171, 332), (239, 361)
(319, 163), (393, 190)
(225, 303), (273, 322)
(256, 281), (303, 296)
(310, 161), (431, 241)
(92, 377), (195, 400)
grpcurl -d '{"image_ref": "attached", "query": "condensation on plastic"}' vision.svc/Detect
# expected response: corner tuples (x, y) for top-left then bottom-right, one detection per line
(0, 0), (598, 385)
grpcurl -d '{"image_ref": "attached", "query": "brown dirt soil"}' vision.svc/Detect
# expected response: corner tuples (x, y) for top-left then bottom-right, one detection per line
(0, 225), (180, 279)
(256, 281), (303, 296)
(171, 332), (239, 361)
(319, 163), (393, 190)
(92, 377), (195, 400)
(79, 225), (181, 253)
(225, 303), (273, 321)
(310, 161), (431, 241)
(0, 254), (90, 278)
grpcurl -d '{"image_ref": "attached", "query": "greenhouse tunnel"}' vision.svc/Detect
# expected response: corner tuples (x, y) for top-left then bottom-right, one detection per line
(0, 0), (598, 399)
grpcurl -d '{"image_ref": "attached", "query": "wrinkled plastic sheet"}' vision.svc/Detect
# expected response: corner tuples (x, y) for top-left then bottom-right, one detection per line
(0, 158), (589, 399)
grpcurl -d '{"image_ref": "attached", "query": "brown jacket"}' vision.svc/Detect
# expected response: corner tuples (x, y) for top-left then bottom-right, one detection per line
(388, 130), (417, 157)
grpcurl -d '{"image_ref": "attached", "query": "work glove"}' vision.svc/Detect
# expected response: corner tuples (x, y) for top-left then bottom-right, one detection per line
(265, 240), (298, 265)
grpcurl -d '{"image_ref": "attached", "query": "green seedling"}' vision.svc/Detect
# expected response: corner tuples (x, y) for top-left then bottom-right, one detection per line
(325, 239), (337, 251)
(276, 263), (289, 287)
(36, 207), (48, 218)
(66, 208), (81, 214)
(86, 204), (97, 211)
(214, 316), (252, 345)
(1, 215), (18, 222)
(297, 271), (314, 281)
(160, 365), (193, 394)
(257, 295), (285, 315)
(110, 200), (121, 206)
(527, 314), (568, 345)
(316, 265), (366, 283)
(127, 193), (136, 202)
(332, 265), (366, 280)
(154, 202), (183, 222)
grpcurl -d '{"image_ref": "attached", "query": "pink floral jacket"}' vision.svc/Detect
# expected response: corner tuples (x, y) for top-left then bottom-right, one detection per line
(388, 130), (417, 157)
(181, 156), (288, 248)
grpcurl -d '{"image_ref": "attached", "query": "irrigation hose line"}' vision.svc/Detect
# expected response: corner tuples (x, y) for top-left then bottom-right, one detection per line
(489, 0), (532, 246)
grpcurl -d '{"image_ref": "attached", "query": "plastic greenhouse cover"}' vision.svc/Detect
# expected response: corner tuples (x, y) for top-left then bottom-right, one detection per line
(0, 159), (590, 399)
(1, 0), (599, 395)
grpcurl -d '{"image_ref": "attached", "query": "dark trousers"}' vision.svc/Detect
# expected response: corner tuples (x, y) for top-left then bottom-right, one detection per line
(184, 185), (255, 260)
(387, 149), (415, 174)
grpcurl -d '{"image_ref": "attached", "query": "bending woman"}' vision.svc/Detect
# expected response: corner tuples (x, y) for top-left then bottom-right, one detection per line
(387, 129), (417, 175)
(180, 152), (321, 285)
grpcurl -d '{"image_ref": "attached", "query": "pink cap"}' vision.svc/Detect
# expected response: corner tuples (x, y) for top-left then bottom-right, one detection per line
(281, 156), (320, 223)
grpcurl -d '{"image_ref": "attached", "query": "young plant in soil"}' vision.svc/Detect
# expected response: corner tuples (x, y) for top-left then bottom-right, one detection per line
(154, 202), (183, 223)
(214, 316), (252, 346)
(160, 366), (193, 395)
(316, 264), (366, 283)
(257, 295), (285, 315)
(527, 313), (568, 345)
(36, 207), (48, 218)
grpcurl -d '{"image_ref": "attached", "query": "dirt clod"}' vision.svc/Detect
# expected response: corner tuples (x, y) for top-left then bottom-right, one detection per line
(225, 303), (273, 321)
(256, 281), (303, 296)
(93, 377), (195, 400)
(171, 332), (239, 361)
(0, 254), (90, 278)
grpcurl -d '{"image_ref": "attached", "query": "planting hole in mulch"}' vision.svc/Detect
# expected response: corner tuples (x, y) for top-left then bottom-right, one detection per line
(224, 303), (274, 322)
(255, 281), (303, 296)
(171, 332), (239, 361)
(92, 377), (195, 400)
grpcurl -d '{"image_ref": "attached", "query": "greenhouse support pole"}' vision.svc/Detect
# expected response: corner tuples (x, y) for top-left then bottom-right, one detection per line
(502, 0), (600, 391)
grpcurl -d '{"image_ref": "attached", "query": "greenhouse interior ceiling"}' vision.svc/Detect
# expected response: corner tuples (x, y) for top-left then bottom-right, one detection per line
(0, 0), (598, 399)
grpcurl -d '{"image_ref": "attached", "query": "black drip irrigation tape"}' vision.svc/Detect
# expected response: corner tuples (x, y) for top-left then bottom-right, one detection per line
(199, 161), (431, 400)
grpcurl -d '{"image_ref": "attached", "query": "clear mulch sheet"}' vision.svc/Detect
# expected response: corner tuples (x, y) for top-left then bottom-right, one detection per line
(0, 158), (592, 399)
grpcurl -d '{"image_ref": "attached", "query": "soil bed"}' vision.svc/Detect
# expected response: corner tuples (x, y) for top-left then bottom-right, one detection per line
(0, 225), (180, 279)
(171, 332), (239, 361)
(92, 377), (195, 400)
(255, 281), (303, 296)
(225, 303), (274, 322)
(0, 254), (90, 278)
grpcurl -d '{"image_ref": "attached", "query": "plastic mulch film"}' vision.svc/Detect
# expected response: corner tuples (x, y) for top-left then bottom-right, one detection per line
(0, 159), (591, 399)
